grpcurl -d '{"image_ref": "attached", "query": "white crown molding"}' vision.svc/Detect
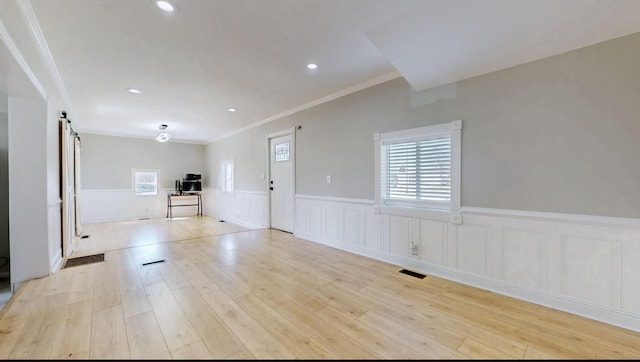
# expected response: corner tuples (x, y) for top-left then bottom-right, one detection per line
(17, 0), (72, 107)
(209, 70), (402, 143)
(78, 129), (209, 145)
(0, 18), (47, 100)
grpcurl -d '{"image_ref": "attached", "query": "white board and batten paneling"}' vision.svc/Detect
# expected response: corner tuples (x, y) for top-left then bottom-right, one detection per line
(294, 194), (640, 333)
(81, 186), (269, 229)
(202, 187), (268, 230)
(47, 198), (63, 273)
(81, 184), (640, 332)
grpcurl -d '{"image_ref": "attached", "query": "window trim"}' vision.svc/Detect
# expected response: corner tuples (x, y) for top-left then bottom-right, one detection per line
(220, 159), (235, 194)
(132, 169), (160, 196)
(374, 120), (462, 224)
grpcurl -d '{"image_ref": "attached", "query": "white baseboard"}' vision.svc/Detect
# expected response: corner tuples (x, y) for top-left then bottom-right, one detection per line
(207, 214), (265, 230)
(49, 248), (63, 273)
(295, 194), (640, 333)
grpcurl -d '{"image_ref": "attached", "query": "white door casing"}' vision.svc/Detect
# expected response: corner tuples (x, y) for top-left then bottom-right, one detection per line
(73, 136), (82, 236)
(60, 118), (75, 257)
(268, 128), (295, 233)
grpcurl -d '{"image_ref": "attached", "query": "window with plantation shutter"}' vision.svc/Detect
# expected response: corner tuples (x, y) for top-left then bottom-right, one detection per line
(375, 120), (462, 223)
(383, 136), (451, 206)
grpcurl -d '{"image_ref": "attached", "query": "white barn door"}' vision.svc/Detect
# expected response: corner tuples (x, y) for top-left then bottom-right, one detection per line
(60, 117), (75, 257)
(73, 136), (82, 236)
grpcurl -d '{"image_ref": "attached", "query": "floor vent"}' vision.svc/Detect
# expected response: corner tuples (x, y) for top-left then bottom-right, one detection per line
(399, 269), (427, 279)
(138, 217), (151, 220)
(63, 253), (105, 268)
(142, 259), (166, 266)
(80, 235), (90, 239)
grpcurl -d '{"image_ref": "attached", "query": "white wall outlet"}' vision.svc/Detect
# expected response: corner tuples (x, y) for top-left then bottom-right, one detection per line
(326, 175), (332, 184)
(409, 241), (419, 257)
(260, 173), (265, 180)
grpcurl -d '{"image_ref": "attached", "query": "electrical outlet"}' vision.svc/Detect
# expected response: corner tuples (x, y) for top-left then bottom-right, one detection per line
(326, 175), (332, 184)
(409, 241), (419, 257)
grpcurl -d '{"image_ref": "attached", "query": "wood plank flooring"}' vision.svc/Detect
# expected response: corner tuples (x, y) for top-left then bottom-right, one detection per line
(0, 216), (639, 359)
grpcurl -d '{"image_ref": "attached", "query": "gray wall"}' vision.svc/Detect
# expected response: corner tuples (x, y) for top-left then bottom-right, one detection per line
(9, 96), (50, 284)
(0, 108), (8, 265)
(0, 92), (7, 266)
(81, 133), (205, 190)
(205, 31), (640, 219)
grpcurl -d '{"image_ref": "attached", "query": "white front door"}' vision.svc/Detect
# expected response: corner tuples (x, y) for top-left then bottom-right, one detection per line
(269, 133), (294, 232)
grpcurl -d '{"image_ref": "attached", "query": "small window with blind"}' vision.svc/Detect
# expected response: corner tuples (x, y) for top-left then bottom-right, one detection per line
(133, 169), (159, 196)
(374, 120), (462, 222)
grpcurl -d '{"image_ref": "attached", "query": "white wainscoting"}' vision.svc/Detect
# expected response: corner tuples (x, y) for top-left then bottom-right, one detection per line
(81, 188), (203, 223)
(47, 199), (63, 274)
(202, 188), (268, 229)
(81, 187), (269, 228)
(294, 195), (640, 333)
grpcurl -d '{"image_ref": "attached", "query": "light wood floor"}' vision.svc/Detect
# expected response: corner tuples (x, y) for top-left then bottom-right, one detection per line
(1, 216), (639, 359)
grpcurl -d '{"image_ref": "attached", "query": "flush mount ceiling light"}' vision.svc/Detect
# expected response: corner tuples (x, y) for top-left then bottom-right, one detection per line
(227, 107), (237, 112)
(156, 124), (170, 142)
(155, 0), (177, 13)
(127, 88), (142, 94)
(306, 63), (318, 70)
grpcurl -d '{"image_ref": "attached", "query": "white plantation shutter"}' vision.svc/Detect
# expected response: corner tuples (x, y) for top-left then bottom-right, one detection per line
(376, 121), (461, 218)
(382, 134), (451, 209)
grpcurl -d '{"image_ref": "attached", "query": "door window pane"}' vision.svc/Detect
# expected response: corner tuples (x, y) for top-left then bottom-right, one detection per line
(275, 141), (289, 162)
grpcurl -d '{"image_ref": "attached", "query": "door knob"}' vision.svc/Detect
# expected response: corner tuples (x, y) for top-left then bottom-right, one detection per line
(269, 187), (274, 191)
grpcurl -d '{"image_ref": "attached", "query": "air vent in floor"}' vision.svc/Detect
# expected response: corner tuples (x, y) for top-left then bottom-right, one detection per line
(399, 268), (427, 279)
(142, 259), (166, 266)
(63, 253), (105, 268)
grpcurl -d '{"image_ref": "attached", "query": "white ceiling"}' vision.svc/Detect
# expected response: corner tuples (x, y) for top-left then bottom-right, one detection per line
(23, 0), (640, 144)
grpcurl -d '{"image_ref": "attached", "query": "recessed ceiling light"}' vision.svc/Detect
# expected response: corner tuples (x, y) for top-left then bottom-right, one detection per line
(307, 63), (318, 70)
(227, 107), (237, 112)
(156, 132), (171, 142)
(127, 88), (142, 94)
(156, 124), (170, 142)
(155, 0), (176, 13)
